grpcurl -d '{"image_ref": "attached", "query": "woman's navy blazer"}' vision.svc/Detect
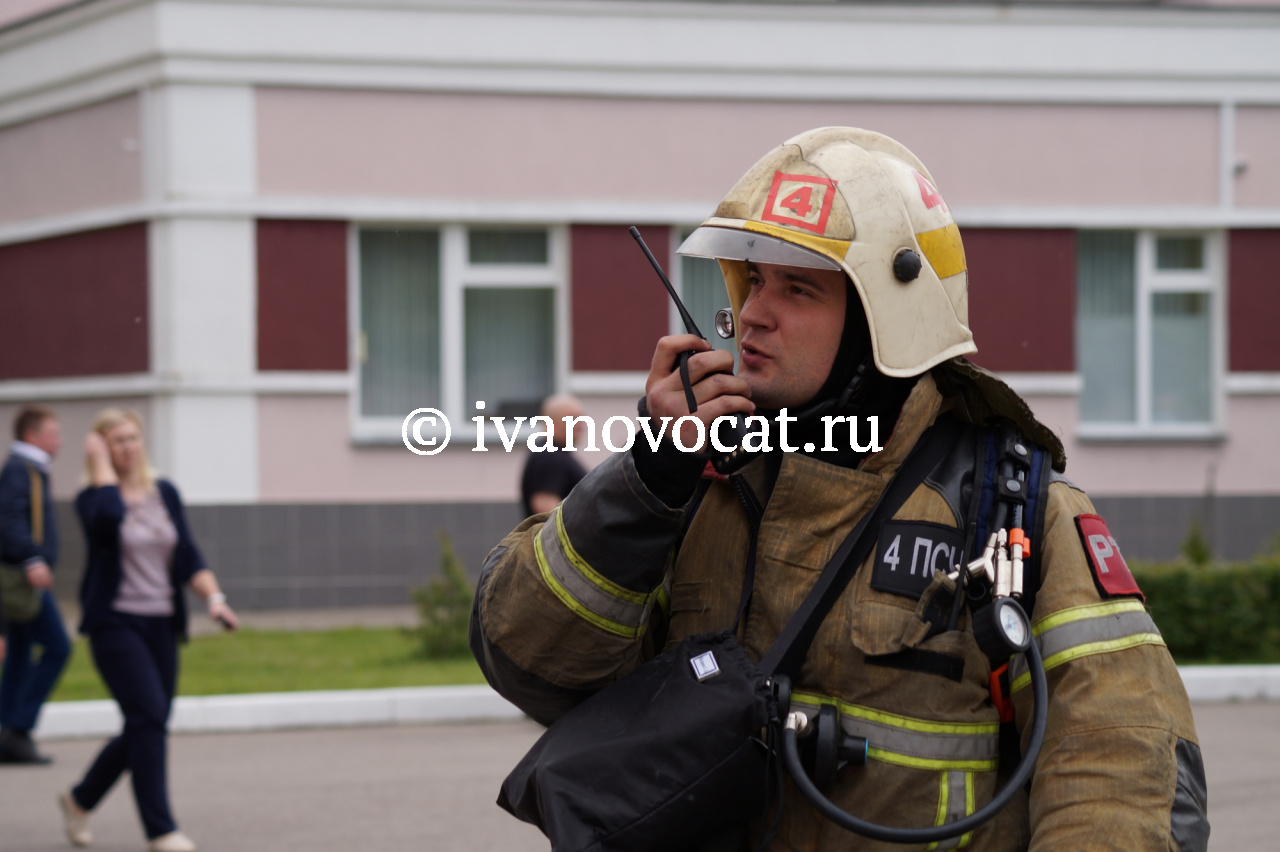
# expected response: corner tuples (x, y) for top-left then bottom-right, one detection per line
(75, 480), (206, 640)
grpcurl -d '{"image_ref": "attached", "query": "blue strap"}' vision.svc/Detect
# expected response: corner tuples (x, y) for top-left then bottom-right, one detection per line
(973, 431), (998, 558)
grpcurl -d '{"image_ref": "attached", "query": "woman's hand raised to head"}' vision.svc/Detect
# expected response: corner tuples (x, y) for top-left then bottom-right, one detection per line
(84, 431), (118, 487)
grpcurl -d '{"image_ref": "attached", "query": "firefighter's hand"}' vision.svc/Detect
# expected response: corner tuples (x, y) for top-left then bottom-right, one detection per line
(645, 335), (753, 452)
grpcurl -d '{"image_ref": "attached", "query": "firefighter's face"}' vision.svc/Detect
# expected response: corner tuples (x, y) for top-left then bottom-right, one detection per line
(736, 262), (847, 411)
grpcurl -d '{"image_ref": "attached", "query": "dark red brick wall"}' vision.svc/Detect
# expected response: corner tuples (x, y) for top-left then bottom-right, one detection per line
(0, 224), (149, 379)
(1228, 229), (1280, 372)
(257, 219), (348, 371)
(571, 224), (670, 371)
(963, 228), (1076, 373)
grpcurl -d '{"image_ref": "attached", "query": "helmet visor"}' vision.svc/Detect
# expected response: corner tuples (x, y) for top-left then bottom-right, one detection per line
(677, 227), (841, 271)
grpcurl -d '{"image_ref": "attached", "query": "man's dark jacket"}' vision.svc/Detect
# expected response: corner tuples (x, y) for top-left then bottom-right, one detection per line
(0, 452), (58, 570)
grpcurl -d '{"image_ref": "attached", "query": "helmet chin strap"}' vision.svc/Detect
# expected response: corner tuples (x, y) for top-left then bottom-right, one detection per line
(790, 357), (871, 424)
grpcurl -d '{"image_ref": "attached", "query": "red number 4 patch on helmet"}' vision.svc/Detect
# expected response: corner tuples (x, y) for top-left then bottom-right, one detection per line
(913, 171), (948, 213)
(761, 172), (838, 235)
(1075, 514), (1144, 602)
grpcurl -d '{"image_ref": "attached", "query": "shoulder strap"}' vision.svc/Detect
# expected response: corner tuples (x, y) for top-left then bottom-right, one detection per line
(1019, 446), (1051, 621)
(760, 418), (965, 678)
(27, 464), (44, 546)
(968, 423), (1049, 619)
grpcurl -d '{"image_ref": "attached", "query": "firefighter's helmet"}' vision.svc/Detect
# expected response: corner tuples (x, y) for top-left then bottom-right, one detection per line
(678, 127), (974, 378)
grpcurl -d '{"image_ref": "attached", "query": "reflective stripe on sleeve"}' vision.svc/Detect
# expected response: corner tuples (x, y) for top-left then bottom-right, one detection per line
(791, 692), (1000, 772)
(534, 509), (661, 638)
(1009, 599), (1165, 694)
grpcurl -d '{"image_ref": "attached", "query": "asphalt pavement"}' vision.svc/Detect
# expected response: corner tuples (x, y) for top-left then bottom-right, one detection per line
(2, 702), (1276, 852)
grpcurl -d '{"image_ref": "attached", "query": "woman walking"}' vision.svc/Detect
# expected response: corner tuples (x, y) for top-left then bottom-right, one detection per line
(58, 408), (238, 852)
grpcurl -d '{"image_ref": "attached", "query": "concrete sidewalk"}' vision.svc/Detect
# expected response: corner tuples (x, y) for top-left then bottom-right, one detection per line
(5, 704), (1279, 852)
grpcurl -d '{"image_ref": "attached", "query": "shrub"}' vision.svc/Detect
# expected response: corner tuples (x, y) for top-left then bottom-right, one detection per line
(1133, 558), (1280, 663)
(410, 532), (476, 658)
(1179, 518), (1211, 567)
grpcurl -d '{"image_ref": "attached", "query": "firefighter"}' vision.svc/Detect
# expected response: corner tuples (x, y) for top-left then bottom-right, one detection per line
(470, 127), (1208, 851)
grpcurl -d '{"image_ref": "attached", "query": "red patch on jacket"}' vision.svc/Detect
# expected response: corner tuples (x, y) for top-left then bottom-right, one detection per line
(1075, 514), (1144, 602)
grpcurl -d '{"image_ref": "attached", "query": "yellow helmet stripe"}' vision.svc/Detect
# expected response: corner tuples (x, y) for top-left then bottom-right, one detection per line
(744, 220), (851, 263)
(917, 223), (967, 280)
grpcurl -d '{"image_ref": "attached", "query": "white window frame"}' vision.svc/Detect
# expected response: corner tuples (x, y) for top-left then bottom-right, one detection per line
(1077, 230), (1226, 442)
(667, 225), (727, 336)
(668, 225), (695, 336)
(349, 223), (570, 445)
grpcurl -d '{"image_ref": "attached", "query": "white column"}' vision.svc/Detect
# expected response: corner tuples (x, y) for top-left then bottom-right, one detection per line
(145, 83), (259, 503)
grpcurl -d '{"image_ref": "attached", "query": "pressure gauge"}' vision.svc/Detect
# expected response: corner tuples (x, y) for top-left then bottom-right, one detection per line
(973, 596), (1033, 660)
(993, 598), (1031, 653)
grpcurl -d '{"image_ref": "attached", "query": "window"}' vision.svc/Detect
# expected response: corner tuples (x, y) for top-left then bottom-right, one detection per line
(1076, 231), (1221, 436)
(355, 225), (565, 440)
(675, 228), (736, 363)
(358, 230), (441, 419)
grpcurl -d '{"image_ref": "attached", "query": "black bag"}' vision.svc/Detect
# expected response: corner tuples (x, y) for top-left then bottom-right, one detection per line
(498, 423), (961, 852)
(499, 630), (775, 852)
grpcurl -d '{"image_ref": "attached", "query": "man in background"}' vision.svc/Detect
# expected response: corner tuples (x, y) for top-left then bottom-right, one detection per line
(0, 405), (71, 765)
(520, 395), (588, 517)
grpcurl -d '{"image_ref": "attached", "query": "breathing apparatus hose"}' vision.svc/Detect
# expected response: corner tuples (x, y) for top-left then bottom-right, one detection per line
(778, 620), (1048, 844)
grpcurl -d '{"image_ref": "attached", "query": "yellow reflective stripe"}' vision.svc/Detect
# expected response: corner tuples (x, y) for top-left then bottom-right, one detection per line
(926, 773), (949, 852)
(555, 509), (652, 606)
(535, 526), (643, 639)
(959, 773), (975, 849)
(867, 748), (997, 773)
(744, 220), (851, 262)
(793, 691), (998, 735)
(928, 770), (976, 851)
(655, 585), (670, 616)
(917, 223), (967, 279)
(1011, 632), (1166, 693)
(1032, 598), (1147, 636)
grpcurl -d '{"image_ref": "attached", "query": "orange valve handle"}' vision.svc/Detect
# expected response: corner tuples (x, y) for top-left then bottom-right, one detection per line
(1009, 528), (1030, 558)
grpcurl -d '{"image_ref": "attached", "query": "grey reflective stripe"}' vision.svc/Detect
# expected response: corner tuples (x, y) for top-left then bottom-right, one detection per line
(1047, 468), (1079, 491)
(1010, 606), (1162, 689)
(791, 699), (999, 769)
(930, 771), (972, 851)
(536, 515), (654, 636)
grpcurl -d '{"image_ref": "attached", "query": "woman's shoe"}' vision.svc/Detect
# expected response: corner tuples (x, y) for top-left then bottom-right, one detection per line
(58, 789), (92, 847)
(147, 831), (196, 852)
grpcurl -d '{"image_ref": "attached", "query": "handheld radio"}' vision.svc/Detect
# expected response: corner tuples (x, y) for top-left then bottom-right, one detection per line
(628, 227), (753, 475)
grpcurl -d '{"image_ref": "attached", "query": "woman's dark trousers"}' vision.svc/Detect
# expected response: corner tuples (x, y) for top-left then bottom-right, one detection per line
(72, 613), (179, 839)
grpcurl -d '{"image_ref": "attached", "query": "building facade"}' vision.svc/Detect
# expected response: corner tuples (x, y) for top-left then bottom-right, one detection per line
(2, 0), (1279, 606)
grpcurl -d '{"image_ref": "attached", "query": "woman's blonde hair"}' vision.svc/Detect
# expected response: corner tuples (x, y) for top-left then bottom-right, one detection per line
(87, 407), (157, 490)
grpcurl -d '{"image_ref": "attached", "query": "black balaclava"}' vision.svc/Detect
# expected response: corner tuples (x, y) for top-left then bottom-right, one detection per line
(785, 278), (918, 469)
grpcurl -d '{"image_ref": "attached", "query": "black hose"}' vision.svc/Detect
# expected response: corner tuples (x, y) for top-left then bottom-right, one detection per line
(781, 628), (1048, 843)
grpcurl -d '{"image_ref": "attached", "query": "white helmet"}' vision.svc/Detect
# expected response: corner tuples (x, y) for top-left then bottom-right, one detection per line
(679, 127), (973, 378)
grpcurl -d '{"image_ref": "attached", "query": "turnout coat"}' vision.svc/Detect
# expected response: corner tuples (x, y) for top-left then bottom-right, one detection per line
(471, 371), (1207, 852)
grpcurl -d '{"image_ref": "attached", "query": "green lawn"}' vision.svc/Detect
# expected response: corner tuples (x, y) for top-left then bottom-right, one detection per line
(50, 627), (486, 702)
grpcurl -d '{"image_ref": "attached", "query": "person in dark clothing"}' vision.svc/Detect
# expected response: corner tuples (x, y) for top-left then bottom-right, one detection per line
(520, 395), (588, 517)
(59, 408), (238, 852)
(0, 404), (70, 765)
